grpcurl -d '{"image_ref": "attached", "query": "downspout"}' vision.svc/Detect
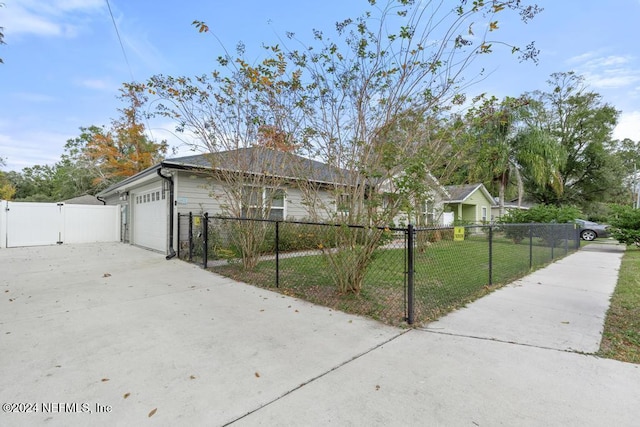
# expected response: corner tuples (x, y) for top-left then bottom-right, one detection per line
(157, 168), (177, 260)
(96, 195), (106, 205)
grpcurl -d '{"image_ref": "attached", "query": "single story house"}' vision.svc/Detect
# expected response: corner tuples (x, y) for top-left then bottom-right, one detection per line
(490, 198), (532, 221)
(62, 194), (104, 205)
(98, 147), (449, 256)
(443, 183), (495, 225)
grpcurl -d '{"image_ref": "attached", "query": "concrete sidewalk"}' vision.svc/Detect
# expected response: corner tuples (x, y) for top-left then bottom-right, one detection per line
(2, 241), (639, 426)
(236, 241), (640, 426)
(422, 241), (626, 352)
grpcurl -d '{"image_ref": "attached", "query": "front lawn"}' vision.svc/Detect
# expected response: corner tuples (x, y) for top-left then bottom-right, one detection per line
(212, 236), (567, 326)
(599, 247), (640, 364)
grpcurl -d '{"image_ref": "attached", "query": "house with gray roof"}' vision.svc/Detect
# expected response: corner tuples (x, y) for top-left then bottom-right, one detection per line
(98, 148), (350, 255)
(98, 147), (451, 255)
(443, 183), (495, 225)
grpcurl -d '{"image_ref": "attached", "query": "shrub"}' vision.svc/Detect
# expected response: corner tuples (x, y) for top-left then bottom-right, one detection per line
(609, 205), (640, 247)
(498, 205), (581, 244)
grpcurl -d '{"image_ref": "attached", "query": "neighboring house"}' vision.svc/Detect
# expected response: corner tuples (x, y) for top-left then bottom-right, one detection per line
(62, 194), (104, 205)
(490, 197), (532, 221)
(98, 147), (449, 255)
(380, 172), (450, 227)
(443, 183), (495, 225)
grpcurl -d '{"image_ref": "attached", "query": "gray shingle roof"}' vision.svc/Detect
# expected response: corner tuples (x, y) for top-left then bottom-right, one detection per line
(444, 183), (486, 203)
(164, 147), (349, 185)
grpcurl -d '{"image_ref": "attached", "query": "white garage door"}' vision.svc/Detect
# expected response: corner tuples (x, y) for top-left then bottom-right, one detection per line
(132, 188), (167, 253)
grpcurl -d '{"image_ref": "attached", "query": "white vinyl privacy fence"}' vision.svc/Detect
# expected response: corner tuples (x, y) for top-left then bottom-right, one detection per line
(0, 200), (119, 248)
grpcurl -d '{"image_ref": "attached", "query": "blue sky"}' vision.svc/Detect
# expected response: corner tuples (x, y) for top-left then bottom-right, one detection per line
(1, 0), (640, 172)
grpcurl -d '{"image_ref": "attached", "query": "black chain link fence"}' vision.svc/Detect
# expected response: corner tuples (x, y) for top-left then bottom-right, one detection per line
(412, 223), (580, 322)
(178, 213), (580, 326)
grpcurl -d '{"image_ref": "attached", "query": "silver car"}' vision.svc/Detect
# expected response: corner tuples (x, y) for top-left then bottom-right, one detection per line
(575, 219), (610, 241)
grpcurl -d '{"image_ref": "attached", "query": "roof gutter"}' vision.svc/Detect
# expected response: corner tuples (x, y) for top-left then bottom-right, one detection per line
(157, 168), (177, 260)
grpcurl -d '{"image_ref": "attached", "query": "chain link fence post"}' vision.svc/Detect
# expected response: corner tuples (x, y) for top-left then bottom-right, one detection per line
(203, 212), (208, 269)
(188, 212), (193, 261)
(275, 221), (280, 288)
(529, 223), (533, 269)
(488, 224), (493, 286)
(406, 224), (415, 325)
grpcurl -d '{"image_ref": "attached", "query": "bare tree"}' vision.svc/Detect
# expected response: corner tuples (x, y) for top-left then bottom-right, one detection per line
(140, 0), (542, 291)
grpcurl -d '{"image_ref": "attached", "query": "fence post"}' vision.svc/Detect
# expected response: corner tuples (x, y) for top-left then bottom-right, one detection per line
(550, 225), (555, 260)
(176, 213), (181, 259)
(406, 224), (415, 325)
(488, 224), (493, 286)
(188, 212), (193, 262)
(203, 212), (208, 269)
(275, 221), (280, 288)
(564, 224), (569, 255)
(576, 223), (581, 250)
(529, 223), (533, 269)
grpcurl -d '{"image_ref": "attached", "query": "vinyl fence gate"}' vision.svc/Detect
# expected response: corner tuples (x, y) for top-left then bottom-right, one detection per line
(0, 200), (120, 248)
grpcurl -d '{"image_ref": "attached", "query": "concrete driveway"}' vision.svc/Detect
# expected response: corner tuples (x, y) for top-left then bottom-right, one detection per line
(1, 242), (640, 426)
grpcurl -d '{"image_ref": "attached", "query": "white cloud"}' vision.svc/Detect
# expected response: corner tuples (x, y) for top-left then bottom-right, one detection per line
(12, 92), (56, 103)
(0, 130), (70, 171)
(613, 111), (640, 142)
(146, 120), (205, 157)
(78, 79), (116, 91)
(567, 51), (640, 90)
(2, 0), (105, 38)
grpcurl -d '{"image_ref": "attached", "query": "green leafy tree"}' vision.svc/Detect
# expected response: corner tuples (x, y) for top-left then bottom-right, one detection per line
(610, 138), (640, 207)
(56, 126), (111, 197)
(609, 204), (640, 247)
(11, 164), (57, 201)
(0, 156), (15, 199)
(520, 72), (621, 212)
(498, 204), (581, 243)
(467, 96), (564, 216)
(611, 138), (640, 174)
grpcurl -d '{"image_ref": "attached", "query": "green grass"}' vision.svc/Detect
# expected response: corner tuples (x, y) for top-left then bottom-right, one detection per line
(211, 235), (572, 326)
(599, 247), (640, 364)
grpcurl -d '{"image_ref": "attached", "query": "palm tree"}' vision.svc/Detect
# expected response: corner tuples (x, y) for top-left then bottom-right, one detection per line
(470, 98), (564, 216)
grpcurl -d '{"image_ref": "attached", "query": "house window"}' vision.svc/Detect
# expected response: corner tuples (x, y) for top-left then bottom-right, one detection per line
(481, 206), (488, 223)
(241, 186), (286, 220)
(267, 188), (285, 220)
(419, 199), (435, 226)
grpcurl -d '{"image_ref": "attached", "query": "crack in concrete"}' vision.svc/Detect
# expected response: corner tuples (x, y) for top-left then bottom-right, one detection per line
(224, 328), (411, 426)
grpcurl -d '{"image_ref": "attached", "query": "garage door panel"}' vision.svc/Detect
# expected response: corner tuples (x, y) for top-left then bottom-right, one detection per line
(133, 188), (167, 253)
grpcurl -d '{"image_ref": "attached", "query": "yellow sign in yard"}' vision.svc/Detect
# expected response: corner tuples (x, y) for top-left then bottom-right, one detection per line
(194, 216), (201, 226)
(453, 226), (465, 241)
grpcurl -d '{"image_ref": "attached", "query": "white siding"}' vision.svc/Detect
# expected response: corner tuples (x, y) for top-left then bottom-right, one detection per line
(173, 172), (336, 221)
(285, 187), (335, 221)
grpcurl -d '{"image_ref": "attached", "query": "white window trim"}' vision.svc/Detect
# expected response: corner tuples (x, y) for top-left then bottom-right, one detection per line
(416, 198), (437, 226)
(242, 185), (287, 220)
